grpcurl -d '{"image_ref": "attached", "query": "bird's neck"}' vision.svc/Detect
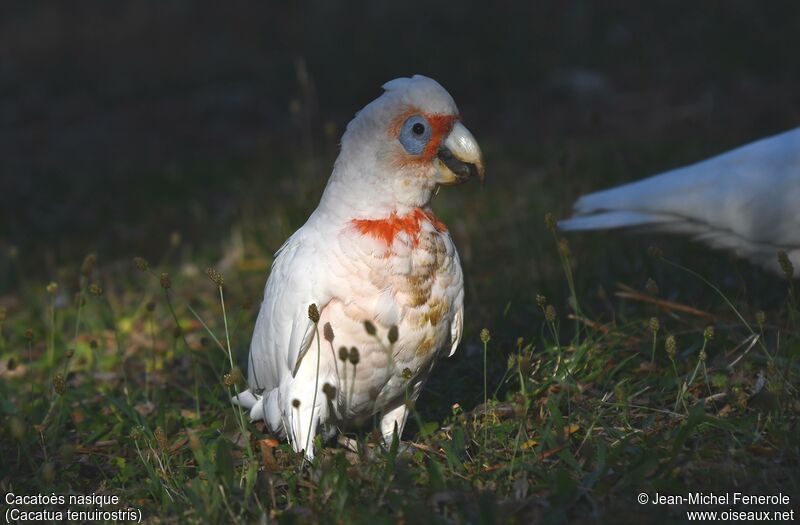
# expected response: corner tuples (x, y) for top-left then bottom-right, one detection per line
(316, 163), (437, 224)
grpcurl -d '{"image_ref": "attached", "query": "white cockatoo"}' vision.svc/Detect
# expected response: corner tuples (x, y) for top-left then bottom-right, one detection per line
(234, 75), (484, 458)
(559, 127), (800, 276)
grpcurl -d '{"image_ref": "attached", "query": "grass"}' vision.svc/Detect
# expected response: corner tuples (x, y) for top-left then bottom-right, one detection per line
(1, 210), (798, 524)
(1, 133), (799, 523)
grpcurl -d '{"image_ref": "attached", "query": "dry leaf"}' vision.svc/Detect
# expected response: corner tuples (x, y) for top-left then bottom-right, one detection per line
(259, 439), (280, 472)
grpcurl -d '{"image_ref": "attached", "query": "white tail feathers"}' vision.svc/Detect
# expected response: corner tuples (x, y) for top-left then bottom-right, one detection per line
(232, 388), (285, 436)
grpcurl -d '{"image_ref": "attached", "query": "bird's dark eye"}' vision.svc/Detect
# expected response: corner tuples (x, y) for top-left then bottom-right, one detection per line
(399, 115), (432, 155)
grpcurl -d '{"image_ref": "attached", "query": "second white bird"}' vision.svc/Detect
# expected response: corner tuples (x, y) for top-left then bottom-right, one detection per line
(560, 127), (800, 276)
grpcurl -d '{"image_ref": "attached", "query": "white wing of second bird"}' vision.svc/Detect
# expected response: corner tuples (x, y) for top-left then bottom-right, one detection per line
(559, 127), (800, 277)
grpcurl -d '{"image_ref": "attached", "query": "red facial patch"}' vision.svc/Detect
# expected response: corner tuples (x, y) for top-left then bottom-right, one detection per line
(390, 108), (458, 169)
(352, 208), (447, 247)
(421, 114), (458, 159)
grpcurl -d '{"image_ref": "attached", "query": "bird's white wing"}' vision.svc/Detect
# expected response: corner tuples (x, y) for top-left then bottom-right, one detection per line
(245, 227), (332, 395)
(560, 127), (800, 250)
(448, 303), (463, 357)
(446, 237), (465, 357)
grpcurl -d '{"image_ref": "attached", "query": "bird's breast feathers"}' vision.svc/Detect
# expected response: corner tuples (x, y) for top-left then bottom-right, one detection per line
(334, 207), (462, 339)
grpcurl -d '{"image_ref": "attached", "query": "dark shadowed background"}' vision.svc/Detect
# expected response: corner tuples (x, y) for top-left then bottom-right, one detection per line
(4, 1), (799, 271)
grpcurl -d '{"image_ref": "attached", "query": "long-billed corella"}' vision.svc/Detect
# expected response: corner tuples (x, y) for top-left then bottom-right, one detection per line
(234, 76), (484, 458)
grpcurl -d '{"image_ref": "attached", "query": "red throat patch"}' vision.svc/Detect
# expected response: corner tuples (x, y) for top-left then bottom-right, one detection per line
(351, 209), (447, 247)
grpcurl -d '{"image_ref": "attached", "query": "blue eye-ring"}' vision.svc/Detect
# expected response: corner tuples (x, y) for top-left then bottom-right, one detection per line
(399, 115), (432, 155)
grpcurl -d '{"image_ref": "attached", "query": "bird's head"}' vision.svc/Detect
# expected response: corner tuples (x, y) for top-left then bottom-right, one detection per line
(322, 75), (484, 215)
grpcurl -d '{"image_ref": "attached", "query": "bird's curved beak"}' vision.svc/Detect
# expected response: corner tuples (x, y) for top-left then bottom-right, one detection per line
(434, 121), (485, 185)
